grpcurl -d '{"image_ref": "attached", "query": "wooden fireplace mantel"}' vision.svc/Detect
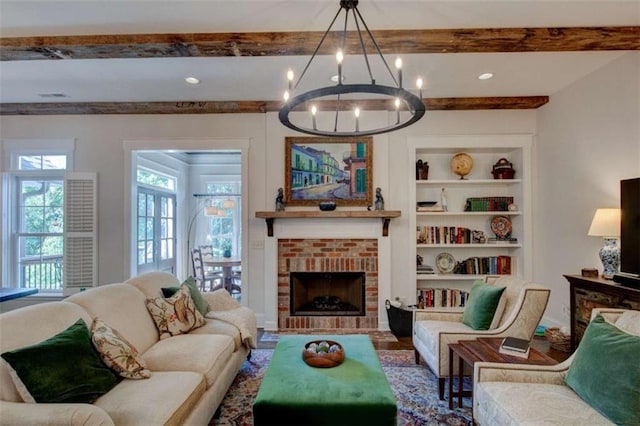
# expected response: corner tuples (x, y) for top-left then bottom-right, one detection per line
(255, 210), (401, 237)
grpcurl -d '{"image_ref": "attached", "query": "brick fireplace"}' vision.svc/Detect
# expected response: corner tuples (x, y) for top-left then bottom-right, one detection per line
(278, 238), (378, 330)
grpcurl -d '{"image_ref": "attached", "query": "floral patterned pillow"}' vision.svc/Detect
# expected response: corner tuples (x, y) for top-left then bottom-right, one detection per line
(145, 285), (206, 339)
(91, 318), (151, 379)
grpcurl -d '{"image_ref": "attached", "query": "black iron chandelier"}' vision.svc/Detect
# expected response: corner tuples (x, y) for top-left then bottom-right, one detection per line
(279, 0), (426, 137)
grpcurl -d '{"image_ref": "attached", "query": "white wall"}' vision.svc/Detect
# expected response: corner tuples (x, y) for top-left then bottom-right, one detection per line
(535, 52), (640, 326)
(0, 109), (537, 323)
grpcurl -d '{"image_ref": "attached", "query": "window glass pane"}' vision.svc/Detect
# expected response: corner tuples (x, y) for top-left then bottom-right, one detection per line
(45, 181), (64, 207)
(138, 193), (146, 216)
(22, 236), (42, 257)
(137, 242), (145, 264)
(167, 219), (174, 238)
(42, 155), (67, 170)
(23, 207), (44, 233)
(19, 155), (42, 170)
(167, 240), (174, 258)
(160, 218), (167, 238)
(146, 241), (154, 263)
(138, 218), (145, 241)
(42, 236), (63, 256)
(146, 218), (154, 239)
(137, 168), (176, 191)
(146, 194), (154, 217)
(161, 240), (167, 259)
(21, 180), (44, 205)
(45, 207), (64, 232)
(161, 197), (167, 217)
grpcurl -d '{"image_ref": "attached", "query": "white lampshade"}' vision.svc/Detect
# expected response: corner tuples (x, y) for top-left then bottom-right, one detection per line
(204, 206), (218, 216)
(588, 208), (620, 238)
(223, 199), (236, 208)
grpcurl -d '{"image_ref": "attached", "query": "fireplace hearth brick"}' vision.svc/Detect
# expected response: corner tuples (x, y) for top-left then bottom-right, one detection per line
(278, 238), (379, 330)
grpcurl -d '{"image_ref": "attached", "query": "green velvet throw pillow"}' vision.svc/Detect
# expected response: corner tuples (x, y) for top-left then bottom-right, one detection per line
(162, 276), (209, 316)
(565, 314), (640, 425)
(1, 319), (119, 404)
(462, 280), (506, 330)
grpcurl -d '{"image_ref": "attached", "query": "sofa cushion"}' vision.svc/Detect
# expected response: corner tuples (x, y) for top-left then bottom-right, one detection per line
(91, 318), (151, 379)
(125, 271), (181, 298)
(475, 382), (613, 425)
(190, 318), (243, 351)
(146, 286), (206, 339)
(142, 334), (235, 388)
(67, 283), (160, 354)
(462, 280), (506, 330)
(161, 276), (209, 316)
(94, 371), (205, 426)
(1, 319), (119, 404)
(565, 314), (640, 425)
(0, 301), (94, 403)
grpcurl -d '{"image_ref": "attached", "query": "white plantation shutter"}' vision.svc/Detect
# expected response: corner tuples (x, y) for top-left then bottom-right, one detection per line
(63, 172), (97, 295)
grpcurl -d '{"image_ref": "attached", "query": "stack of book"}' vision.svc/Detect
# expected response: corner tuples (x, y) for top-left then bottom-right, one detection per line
(417, 265), (435, 274)
(499, 337), (531, 359)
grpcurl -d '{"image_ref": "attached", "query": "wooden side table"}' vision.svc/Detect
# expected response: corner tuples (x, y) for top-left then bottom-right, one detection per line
(447, 337), (557, 410)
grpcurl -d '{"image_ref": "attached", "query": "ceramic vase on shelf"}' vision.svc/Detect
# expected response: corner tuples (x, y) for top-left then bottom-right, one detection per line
(599, 238), (620, 279)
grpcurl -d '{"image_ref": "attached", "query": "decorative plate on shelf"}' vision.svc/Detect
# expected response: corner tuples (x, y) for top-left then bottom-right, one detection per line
(490, 215), (513, 238)
(450, 152), (474, 179)
(435, 252), (456, 274)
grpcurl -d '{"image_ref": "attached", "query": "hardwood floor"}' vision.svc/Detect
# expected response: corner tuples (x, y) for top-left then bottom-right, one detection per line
(256, 330), (570, 362)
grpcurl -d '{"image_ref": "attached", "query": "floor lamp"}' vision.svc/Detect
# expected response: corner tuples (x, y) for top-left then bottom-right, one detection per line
(186, 194), (217, 271)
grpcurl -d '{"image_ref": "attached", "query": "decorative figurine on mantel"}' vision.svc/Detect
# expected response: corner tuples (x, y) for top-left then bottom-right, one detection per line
(374, 187), (385, 211)
(275, 188), (285, 211)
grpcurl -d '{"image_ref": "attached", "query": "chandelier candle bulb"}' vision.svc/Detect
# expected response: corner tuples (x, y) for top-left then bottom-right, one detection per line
(395, 98), (401, 124)
(283, 90), (289, 102)
(354, 107), (360, 132)
(395, 58), (403, 88)
(311, 105), (317, 130)
(416, 77), (423, 98)
(287, 69), (294, 91)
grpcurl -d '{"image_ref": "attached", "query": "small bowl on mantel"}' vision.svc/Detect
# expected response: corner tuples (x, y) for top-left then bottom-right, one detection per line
(319, 202), (337, 211)
(302, 340), (345, 368)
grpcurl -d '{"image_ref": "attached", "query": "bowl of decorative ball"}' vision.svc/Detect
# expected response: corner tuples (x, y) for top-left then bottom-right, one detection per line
(302, 340), (345, 368)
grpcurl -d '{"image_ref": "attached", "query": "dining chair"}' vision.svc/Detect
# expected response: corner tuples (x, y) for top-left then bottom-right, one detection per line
(191, 248), (223, 292)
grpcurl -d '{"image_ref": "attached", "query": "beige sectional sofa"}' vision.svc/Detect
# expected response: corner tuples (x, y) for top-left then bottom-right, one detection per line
(0, 271), (256, 426)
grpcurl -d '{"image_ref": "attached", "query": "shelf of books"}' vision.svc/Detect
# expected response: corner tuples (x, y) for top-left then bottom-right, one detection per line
(409, 135), (532, 303)
(417, 287), (470, 308)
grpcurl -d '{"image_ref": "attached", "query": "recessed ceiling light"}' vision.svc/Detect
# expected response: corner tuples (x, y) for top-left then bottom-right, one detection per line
(478, 73), (494, 80)
(185, 77), (200, 85)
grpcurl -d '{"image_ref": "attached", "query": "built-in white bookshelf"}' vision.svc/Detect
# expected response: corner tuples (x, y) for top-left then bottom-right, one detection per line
(408, 135), (533, 306)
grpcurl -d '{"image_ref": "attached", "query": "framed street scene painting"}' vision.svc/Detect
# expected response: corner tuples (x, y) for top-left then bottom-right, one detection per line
(285, 136), (373, 206)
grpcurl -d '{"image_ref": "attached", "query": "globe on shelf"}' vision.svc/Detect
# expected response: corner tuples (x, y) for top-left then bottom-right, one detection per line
(450, 152), (474, 179)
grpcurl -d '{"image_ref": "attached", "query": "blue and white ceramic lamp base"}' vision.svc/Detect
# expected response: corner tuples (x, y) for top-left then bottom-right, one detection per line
(599, 238), (620, 279)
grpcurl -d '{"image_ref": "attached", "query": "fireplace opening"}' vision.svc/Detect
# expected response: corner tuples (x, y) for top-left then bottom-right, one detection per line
(290, 272), (365, 316)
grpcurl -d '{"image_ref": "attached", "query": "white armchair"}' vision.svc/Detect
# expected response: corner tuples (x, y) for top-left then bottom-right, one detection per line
(473, 308), (638, 425)
(412, 276), (550, 400)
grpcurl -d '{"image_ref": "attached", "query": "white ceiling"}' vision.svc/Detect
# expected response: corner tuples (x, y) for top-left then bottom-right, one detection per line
(1, 0), (639, 104)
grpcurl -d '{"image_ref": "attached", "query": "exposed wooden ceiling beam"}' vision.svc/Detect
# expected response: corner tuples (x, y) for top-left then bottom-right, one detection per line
(1, 27), (638, 61)
(0, 96), (548, 115)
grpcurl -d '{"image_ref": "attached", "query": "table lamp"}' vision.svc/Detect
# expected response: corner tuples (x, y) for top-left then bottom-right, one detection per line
(587, 208), (621, 279)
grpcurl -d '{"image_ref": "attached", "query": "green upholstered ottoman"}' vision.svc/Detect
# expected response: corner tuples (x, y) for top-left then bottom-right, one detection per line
(253, 334), (397, 426)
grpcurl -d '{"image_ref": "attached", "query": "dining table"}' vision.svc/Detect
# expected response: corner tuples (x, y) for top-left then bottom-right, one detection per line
(203, 256), (241, 293)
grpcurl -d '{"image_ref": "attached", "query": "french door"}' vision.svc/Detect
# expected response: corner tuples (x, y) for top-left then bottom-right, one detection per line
(136, 188), (176, 274)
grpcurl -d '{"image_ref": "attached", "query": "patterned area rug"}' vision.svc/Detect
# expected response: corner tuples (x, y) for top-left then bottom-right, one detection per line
(259, 330), (398, 343)
(210, 349), (472, 426)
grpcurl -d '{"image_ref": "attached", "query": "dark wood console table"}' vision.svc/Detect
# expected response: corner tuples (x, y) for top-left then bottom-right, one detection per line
(563, 274), (640, 351)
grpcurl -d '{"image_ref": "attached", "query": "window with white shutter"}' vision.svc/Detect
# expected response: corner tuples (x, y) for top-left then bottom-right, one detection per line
(63, 173), (97, 295)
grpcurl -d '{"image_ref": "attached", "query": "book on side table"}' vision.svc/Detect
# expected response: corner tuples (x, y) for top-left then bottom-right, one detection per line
(499, 337), (531, 359)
